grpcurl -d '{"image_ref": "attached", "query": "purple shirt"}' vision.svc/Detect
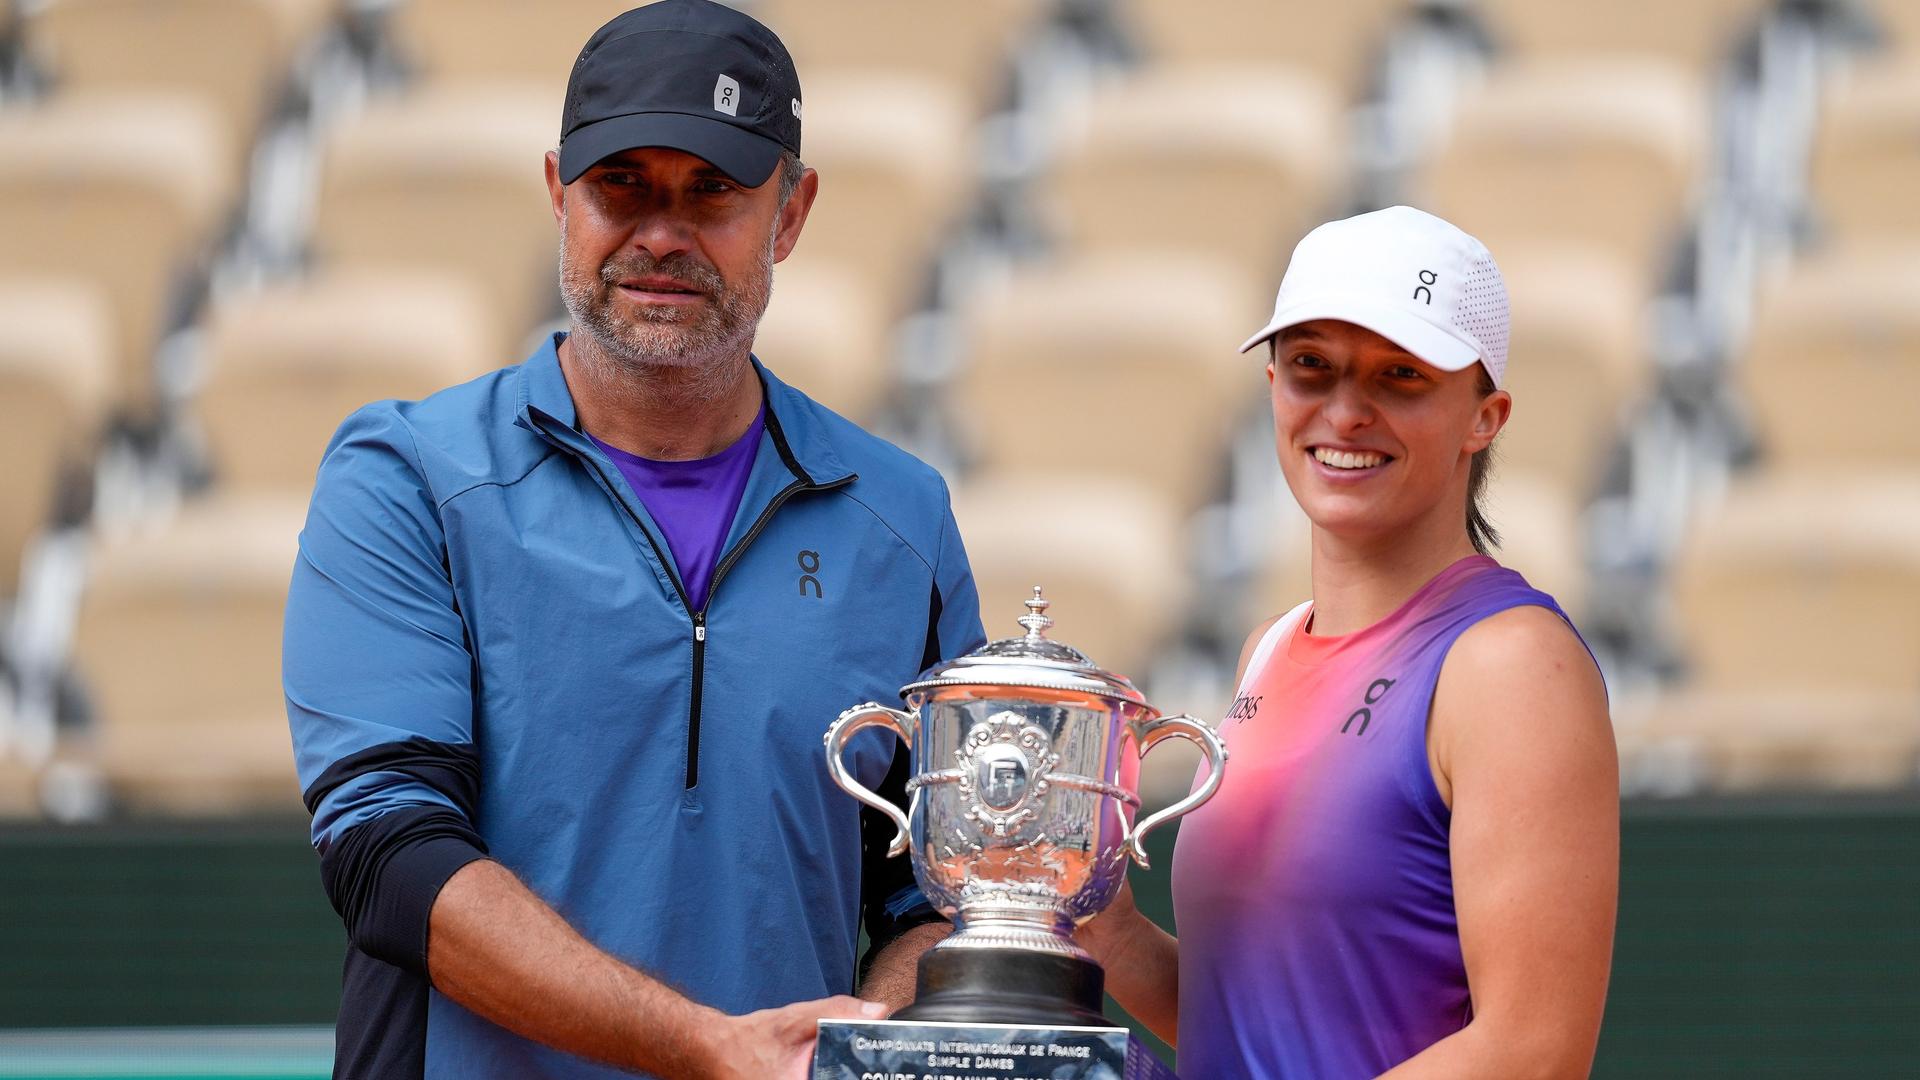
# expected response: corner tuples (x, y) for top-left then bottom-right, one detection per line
(588, 402), (765, 612)
(1172, 557), (1590, 1078)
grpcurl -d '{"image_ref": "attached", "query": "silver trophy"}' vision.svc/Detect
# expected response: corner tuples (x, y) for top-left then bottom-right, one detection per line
(823, 588), (1227, 1027)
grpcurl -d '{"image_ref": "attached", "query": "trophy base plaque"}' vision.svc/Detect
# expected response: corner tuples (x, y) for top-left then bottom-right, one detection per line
(812, 1017), (1176, 1080)
(814, 947), (1175, 1079)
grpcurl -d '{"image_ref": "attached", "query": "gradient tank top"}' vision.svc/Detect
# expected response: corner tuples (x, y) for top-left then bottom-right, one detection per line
(1172, 556), (1580, 1078)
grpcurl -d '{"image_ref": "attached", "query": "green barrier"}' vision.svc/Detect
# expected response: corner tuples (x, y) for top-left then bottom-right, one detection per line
(0, 822), (342, 1029)
(3, 795), (1917, 1077)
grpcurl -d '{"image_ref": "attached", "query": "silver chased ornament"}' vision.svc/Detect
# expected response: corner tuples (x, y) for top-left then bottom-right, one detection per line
(956, 711), (1055, 835)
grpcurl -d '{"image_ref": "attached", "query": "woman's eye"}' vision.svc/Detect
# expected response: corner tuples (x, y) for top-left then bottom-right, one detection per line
(1387, 365), (1423, 380)
(1291, 352), (1329, 369)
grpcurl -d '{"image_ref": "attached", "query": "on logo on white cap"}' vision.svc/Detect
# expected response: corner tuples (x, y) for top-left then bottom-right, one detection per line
(713, 74), (740, 116)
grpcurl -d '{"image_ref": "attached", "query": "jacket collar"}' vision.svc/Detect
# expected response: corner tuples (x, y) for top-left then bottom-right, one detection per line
(515, 331), (853, 487)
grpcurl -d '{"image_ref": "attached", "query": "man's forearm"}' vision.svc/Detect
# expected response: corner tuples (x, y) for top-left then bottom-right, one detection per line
(426, 859), (725, 1077)
(857, 921), (949, 1011)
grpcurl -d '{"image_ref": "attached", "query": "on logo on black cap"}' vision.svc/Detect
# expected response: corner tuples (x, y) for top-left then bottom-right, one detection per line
(714, 74), (740, 116)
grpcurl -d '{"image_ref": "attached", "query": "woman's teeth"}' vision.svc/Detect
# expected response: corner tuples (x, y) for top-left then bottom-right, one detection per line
(1312, 447), (1388, 470)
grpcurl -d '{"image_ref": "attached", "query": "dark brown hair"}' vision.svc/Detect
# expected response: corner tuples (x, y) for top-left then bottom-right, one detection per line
(1467, 365), (1500, 554)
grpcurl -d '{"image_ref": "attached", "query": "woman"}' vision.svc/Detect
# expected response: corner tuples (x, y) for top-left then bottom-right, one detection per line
(1082, 207), (1618, 1077)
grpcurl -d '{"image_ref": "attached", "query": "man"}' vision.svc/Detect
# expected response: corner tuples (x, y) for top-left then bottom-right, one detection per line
(283, 3), (983, 1076)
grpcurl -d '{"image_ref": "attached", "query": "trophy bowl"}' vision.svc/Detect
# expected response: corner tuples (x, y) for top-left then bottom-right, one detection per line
(824, 588), (1227, 1026)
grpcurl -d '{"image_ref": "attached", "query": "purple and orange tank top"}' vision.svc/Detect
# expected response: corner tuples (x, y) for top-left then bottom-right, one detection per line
(1171, 555), (1590, 1079)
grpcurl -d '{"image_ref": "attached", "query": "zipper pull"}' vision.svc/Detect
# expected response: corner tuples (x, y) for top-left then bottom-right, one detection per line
(694, 614), (706, 643)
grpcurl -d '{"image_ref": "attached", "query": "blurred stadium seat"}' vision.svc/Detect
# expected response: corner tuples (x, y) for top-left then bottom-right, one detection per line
(312, 86), (557, 354)
(25, 0), (333, 155)
(1419, 59), (1706, 277)
(385, 0), (628, 87)
(754, 259), (892, 423)
(1496, 248), (1647, 494)
(955, 253), (1263, 513)
(781, 72), (969, 320)
(1870, 0), (1920, 55)
(0, 93), (231, 407)
(0, 280), (110, 595)
(1041, 66), (1341, 278)
(198, 272), (496, 495)
(1811, 61), (1920, 247)
(1619, 688), (1920, 791)
(1670, 473), (1920, 694)
(1480, 470), (1586, 612)
(1742, 250), (1920, 470)
(1475, 0), (1765, 70)
(1120, 0), (1405, 100)
(761, 0), (1038, 113)
(72, 496), (307, 815)
(951, 472), (1185, 680)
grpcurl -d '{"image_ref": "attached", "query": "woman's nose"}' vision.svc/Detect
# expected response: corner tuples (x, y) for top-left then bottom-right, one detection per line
(1322, 377), (1376, 432)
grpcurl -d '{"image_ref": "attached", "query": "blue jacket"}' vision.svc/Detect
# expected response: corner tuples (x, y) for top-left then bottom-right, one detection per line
(284, 334), (984, 1078)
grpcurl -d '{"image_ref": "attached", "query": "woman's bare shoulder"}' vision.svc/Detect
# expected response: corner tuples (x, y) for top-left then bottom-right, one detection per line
(1430, 603), (1614, 805)
(1449, 603), (1599, 687)
(1436, 605), (1612, 756)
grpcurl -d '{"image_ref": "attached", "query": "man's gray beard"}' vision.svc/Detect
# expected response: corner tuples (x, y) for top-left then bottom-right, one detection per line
(558, 223), (776, 401)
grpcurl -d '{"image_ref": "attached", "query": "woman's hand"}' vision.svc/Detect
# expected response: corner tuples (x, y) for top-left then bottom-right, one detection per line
(1076, 871), (1181, 1046)
(1076, 874), (1144, 968)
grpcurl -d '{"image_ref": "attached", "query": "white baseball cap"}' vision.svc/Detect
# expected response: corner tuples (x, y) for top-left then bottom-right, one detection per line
(1239, 205), (1511, 387)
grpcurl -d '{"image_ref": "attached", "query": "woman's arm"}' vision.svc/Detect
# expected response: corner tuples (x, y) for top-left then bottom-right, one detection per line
(1076, 613), (1286, 1047)
(1076, 876), (1181, 1043)
(1379, 605), (1618, 1080)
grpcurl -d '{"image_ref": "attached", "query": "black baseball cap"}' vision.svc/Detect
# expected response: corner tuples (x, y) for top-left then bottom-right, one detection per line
(557, 0), (802, 188)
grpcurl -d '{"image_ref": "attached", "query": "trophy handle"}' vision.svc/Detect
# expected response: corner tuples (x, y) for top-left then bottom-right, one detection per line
(824, 702), (915, 857)
(1126, 713), (1228, 869)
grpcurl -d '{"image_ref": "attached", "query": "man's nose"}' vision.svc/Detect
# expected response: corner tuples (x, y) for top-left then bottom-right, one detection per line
(625, 201), (696, 261)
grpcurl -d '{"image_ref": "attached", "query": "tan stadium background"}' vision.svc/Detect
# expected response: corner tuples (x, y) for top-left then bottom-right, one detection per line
(0, 1), (1915, 1077)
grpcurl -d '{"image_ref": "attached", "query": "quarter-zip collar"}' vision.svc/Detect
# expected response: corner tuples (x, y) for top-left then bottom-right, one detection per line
(515, 331), (854, 492)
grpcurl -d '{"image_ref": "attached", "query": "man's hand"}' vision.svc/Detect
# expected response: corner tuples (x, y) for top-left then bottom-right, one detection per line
(705, 995), (889, 1080)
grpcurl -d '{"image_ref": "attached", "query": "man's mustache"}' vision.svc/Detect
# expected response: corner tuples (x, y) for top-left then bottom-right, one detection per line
(600, 253), (725, 296)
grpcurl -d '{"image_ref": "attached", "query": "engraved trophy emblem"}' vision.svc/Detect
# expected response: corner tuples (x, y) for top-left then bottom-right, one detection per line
(817, 589), (1229, 1077)
(961, 712), (1051, 832)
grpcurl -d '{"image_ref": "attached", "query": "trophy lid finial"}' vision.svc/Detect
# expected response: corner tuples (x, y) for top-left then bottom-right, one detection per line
(903, 583), (1148, 707)
(1016, 586), (1053, 639)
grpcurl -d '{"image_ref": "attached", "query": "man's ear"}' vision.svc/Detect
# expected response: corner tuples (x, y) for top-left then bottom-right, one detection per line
(1466, 387), (1512, 453)
(544, 150), (566, 227)
(771, 167), (819, 264)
